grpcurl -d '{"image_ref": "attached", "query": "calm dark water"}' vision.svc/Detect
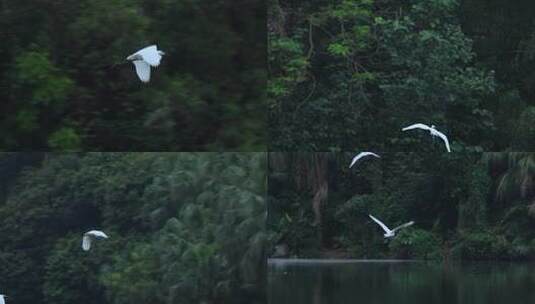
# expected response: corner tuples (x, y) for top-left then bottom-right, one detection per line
(268, 259), (535, 304)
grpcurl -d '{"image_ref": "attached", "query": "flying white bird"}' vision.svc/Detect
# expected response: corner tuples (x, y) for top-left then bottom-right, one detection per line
(0, 294), (7, 304)
(82, 230), (109, 251)
(349, 152), (380, 168)
(401, 123), (451, 152)
(368, 214), (414, 239)
(126, 45), (165, 83)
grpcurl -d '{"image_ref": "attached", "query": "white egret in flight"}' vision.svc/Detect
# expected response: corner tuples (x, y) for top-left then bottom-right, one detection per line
(82, 230), (109, 251)
(126, 45), (165, 83)
(0, 294), (7, 304)
(401, 123), (451, 152)
(368, 214), (414, 239)
(349, 152), (380, 168)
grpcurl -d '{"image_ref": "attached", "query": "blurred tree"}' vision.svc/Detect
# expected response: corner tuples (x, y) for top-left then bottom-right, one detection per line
(0, 153), (267, 304)
(268, 152), (535, 261)
(269, 0), (522, 151)
(0, 0), (266, 150)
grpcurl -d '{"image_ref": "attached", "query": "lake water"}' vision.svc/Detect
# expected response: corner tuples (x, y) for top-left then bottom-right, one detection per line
(268, 259), (535, 304)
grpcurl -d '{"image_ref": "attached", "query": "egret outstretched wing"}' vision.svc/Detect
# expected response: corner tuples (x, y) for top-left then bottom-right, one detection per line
(85, 230), (108, 238)
(82, 235), (92, 251)
(402, 123), (431, 132)
(137, 45), (163, 67)
(368, 214), (392, 234)
(391, 221), (415, 233)
(349, 152), (380, 168)
(133, 61), (151, 83)
(433, 130), (451, 152)
(136, 45), (157, 55)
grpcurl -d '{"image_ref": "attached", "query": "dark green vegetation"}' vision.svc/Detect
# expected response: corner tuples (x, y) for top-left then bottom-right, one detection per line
(0, 152), (267, 304)
(269, 0), (535, 151)
(268, 152), (535, 260)
(1, 1), (266, 151)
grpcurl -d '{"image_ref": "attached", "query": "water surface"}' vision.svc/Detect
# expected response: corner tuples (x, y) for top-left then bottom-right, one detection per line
(268, 259), (535, 304)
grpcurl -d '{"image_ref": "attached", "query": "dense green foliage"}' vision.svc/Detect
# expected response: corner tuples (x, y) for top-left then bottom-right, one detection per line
(1, 1), (266, 150)
(268, 152), (535, 260)
(0, 152), (267, 304)
(269, 0), (535, 151)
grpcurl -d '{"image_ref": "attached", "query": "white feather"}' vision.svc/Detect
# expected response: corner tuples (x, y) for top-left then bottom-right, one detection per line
(133, 60), (151, 83)
(349, 152), (380, 168)
(368, 214), (392, 234)
(401, 123), (451, 152)
(82, 235), (91, 251)
(82, 230), (109, 251)
(85, 230), (109, 238)
(392, 221), (415, 233)
(126, 45), (165, 83)
(432, 130), (451, 152)
(136, 45), (163, 67)
(368, 214), (414, 238)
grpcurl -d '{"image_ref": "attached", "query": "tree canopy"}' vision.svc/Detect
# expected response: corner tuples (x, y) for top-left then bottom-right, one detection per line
(0, 152), (267, 304)
(269, 0), (535, 151)
(268, 152), (535, 260)
(0, 0), (266, 151)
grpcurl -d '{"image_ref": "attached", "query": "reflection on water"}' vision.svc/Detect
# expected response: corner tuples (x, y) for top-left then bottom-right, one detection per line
(268, 259), (535, 304)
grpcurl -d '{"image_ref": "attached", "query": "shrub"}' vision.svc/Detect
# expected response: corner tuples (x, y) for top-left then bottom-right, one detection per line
(389, 228), (441, 259)
(458, 231), (508, 260)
